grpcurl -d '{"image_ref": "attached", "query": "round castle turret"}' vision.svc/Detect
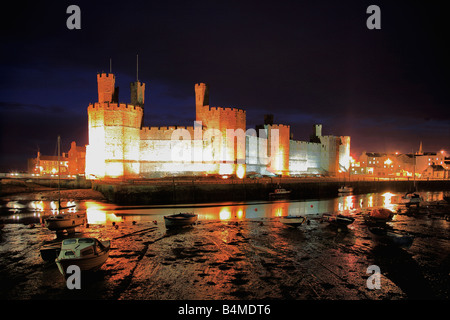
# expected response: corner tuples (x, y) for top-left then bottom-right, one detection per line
(85, 73), (143, 178)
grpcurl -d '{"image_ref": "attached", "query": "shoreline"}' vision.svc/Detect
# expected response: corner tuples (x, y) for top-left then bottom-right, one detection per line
(2, 178), (450, 206)
(0, 187), (106, 202)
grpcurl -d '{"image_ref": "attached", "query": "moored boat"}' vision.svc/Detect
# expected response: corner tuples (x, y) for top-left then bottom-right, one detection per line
(55, 238), (110, 276)
(401, 192), (422, 207)
(280, 215), (306, 228)
(364, 208), (394, 225)
(269, 188), (291, 199)
(44, 212), (87, 233)
(164, 213), (198, 229)
(338, 186), (353, 193)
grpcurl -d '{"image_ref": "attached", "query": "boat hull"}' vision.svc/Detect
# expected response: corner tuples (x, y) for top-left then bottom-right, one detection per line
(45, 213), (86, 231)
(164, 214), (198, 229)
(280, 215), (306, 227)
(40, 243), (62, 262)
(322, 213), (355, 226)
(401, 192), (422, 206)
(338, 187), (353, 193)
(56, 241), (110, 275)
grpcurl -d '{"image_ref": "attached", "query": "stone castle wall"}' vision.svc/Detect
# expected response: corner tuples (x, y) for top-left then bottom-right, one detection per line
(86, 74), (350, 179)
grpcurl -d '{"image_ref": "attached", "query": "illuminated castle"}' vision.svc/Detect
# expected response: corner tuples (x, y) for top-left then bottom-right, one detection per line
(85, 72), (350, 179)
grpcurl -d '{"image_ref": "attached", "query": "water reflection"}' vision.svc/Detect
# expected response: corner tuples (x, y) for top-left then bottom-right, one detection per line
(85, 201), (122, 225)
(1, 191), (446, 225)
(381, 192), (396, 211)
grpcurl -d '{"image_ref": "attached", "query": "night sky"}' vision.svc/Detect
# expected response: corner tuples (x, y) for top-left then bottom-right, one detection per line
(1, 0), (449, 171)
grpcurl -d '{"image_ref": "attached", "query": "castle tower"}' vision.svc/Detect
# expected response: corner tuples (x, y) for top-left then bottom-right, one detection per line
(86, 72), (143, 179)
(130, 81), (145, 107)
(131, 81), (145, 128)
(267, 124), (290, 176)
(195, 83), (209, 124)
(97, 73), (116, 103)
(314, 124), (322, 137)
(310, 124), (322, 143)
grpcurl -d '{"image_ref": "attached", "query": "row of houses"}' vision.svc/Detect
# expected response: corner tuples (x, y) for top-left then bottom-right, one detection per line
(27, 141), (86, 176)
(351, 150), (450, 179)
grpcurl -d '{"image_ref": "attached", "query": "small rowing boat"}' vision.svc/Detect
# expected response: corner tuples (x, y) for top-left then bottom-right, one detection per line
(280, 215), (306, 228)
(364, 208), (394, 225)
(321, 213), (355, 226)
(164, 213), (198, 229)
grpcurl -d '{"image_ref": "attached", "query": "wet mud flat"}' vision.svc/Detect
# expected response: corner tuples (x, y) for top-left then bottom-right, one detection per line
(0, 206), (449, 300)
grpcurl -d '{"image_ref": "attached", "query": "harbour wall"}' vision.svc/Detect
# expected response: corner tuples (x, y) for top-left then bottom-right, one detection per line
(93, 179), (450, 205)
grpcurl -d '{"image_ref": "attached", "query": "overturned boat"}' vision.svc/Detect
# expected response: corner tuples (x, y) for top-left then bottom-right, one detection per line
(164, 213), (198, 229)
(55, 238), (111, 276)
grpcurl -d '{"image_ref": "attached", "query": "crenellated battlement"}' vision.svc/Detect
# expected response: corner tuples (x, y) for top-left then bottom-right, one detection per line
(88, 102), (143, 113)
(269, 124), (290, 130)
(141, 125), (195, 132)
(208, 106), (246, 115)
(97, 72), (115, 79)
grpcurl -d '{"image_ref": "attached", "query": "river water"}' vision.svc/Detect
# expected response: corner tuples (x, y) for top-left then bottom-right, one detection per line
(1, 190), (446, 225)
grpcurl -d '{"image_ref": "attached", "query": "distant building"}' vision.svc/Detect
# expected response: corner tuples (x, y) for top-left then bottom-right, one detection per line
(355, 148), (448, 178)
(28, 152), (69, 175)
(421, 164), (449, 179)
(28, 141), (85, 176)
(414, 152), (446, 174)
(357, 152), (413, 177)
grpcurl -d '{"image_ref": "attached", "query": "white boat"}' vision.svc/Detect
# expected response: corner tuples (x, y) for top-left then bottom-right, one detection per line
(401, 150), (422, 207)
(280, 215), (306, 228)
(338, 167), (353, 193)
(338, 186), (353, 193)
(55, 238), (111, 275)
(44, 212), (86, 233)
(269, 185), (291, 199)
(164, 213), (198, 229)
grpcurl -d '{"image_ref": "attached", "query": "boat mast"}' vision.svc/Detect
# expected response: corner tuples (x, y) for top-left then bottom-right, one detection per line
(413, 149), (416, 191)
(57, 135), (61, 210)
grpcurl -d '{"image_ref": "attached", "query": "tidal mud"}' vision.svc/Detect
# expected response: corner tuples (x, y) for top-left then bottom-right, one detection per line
(0, 204), (448, 300)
